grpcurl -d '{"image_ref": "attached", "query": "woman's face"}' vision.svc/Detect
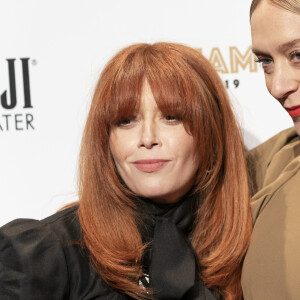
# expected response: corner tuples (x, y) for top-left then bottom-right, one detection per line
(251, 0), (300, 135)
(109, 80), (199, 204)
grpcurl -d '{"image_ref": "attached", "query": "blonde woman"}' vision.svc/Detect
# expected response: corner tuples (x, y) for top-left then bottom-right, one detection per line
(242, 1), (300, 299)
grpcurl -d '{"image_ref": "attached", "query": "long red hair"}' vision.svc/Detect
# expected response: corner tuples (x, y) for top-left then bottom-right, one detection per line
(78, 43), (252, 299)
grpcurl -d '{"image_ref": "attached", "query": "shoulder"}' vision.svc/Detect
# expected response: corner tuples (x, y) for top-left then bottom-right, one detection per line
(249, 128), (300, 223)
(247, 127), (300, 192)
(41, 205), (81, 240)
(243, 130), (300, 298)
(0, 206), (123, 299)
(0, 205), (80, 252)
(250, 127), (297, 156)
(0, 206), (75, 299)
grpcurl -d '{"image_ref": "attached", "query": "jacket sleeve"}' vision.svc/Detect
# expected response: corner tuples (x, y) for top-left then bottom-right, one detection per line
(0, 218), (69, 300)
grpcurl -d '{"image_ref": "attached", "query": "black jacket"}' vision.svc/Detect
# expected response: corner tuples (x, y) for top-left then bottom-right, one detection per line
(0, 206), (217, 300)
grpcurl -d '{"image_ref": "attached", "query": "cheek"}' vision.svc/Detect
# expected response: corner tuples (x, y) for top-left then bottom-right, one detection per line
(265, 75), (283, 104)
(168, 131), (196, 162)
(109, 138), (128, 184)
(109, 132), (125, 165)
(179, 133), (195, 155)
(179, 134), (199, 175)
(109, 132), (136, 176)
(265, 76), (272, 94)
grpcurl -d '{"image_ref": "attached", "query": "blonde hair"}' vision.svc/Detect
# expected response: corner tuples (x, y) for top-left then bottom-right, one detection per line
(250, 0), (300, 17)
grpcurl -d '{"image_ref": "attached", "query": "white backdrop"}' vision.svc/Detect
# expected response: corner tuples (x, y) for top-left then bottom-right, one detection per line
(0, 0), (293, 226)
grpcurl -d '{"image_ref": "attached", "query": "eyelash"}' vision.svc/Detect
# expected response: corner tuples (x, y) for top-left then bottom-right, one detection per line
(114, 115), (181, 127)
(254, 57), (272, 65)
(164, 115), (178, 121)
(115, 117), (135, 127)
(290, 51), (300, 62)
(254, 51), (300, 65)
(163, 115), (182, 124)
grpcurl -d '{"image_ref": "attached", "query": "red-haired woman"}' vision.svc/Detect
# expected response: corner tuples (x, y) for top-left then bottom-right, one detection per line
(0, 43), (252, 300)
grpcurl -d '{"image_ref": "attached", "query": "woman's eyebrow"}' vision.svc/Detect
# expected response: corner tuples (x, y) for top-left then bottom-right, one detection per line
(251, 48), (270, 57)
(252, 39), (300, 57)
(278, 38), (300, 52)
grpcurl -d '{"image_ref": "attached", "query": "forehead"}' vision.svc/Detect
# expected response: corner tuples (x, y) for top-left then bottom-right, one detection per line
(141, 80), (153, 99)
(251, 1), (300, 54)
(139, 80), (157, 108)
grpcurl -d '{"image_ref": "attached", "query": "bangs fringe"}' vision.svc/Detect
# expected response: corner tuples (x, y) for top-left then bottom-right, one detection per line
(97, 43), (222, 135)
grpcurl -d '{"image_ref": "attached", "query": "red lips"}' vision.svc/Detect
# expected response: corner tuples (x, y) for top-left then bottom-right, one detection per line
(286, 105), (300, 118)
(133, 159), (170, 173)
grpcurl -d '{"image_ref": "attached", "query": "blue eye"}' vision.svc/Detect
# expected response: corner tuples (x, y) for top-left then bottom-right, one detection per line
(291, 51), (300, 61)
(254, 57), (273, 65)
(254, 56), (274, 74)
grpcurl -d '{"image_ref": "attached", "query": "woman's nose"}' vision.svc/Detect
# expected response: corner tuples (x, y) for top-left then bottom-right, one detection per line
(138, 121), (160, 149)
(267, 64), (299, 102)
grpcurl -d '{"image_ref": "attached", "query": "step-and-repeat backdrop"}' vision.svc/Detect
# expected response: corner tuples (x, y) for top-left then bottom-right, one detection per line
(0, 0), (293, 225)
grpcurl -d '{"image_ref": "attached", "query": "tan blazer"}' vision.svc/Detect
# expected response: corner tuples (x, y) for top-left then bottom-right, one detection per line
(242, 128), (300, 300)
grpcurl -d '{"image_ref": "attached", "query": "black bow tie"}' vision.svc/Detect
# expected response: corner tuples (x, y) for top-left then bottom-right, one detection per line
(136, 195), (217, 300)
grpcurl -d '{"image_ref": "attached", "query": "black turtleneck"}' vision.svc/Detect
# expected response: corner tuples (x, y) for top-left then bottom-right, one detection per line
(135, 194), (218, 300)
